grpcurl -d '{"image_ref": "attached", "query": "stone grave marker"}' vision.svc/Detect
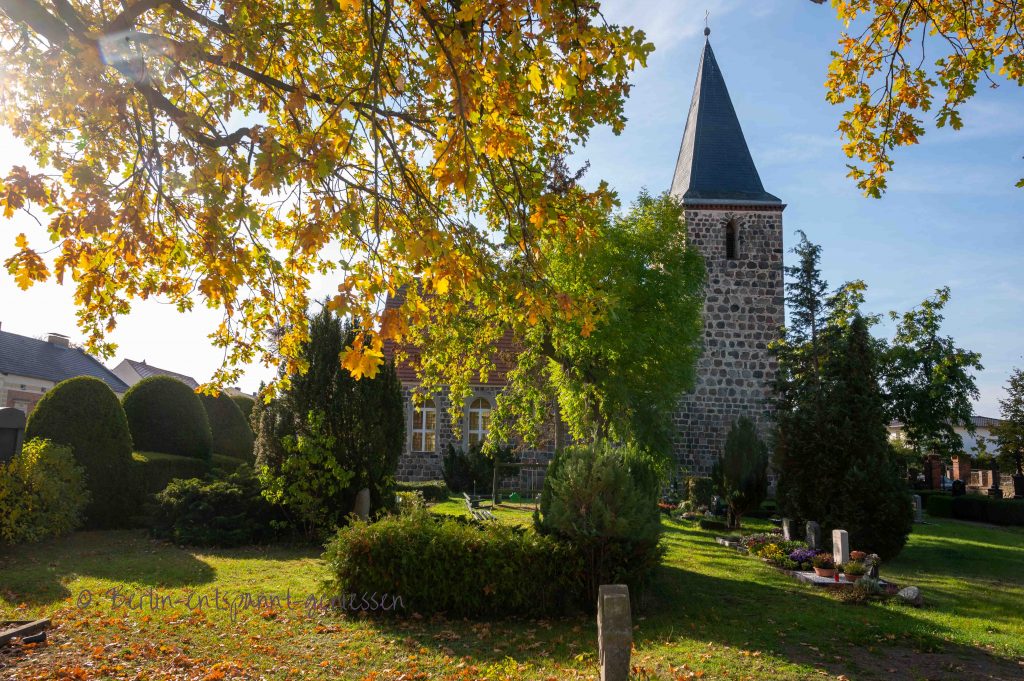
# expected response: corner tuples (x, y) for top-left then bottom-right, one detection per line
(353, 488), (371, 521)
(597, 584), (631, 681)
(805, 521), (821, 551)
(832, 529), (849, 567)
(912, 494), (923, 523)
(0, 408), (27, 465)
(865, 553), (881, 579)
(781, 518), (793, 541)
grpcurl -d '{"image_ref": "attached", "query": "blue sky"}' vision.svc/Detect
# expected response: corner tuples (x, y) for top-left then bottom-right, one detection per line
(1, 0), (1021, 414)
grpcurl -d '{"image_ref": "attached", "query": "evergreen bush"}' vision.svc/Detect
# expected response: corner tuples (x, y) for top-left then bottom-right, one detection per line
(25, 376), (136, 528)
(535, 441), (663, 606)
(150, 468), (285, 546)
(123, 376), (212, 460)
(200, 392), (255, 462)
(442, 443), (513, 494)
(324, 510), (580, 617)
(0, 439), (89, 544)
(711, 417), (769, 529)
(231, 394), (257, 423)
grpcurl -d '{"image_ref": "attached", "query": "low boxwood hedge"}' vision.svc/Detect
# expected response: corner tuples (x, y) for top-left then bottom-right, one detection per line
(395, 480), (449, 502)
(324, 510), (581, 617)
(132, 451), (210, 497)
(926, 492), (1024, 525)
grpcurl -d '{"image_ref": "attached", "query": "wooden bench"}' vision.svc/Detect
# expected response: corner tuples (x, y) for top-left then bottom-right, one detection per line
(463, 493), (496, 521)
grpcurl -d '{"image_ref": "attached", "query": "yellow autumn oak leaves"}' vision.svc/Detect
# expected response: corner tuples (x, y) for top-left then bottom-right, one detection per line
(0, 0), (652, 388)
(823, 0), (1024, 196)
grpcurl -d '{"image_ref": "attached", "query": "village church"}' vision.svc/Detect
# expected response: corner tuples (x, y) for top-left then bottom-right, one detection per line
(393, 31), (784, 482)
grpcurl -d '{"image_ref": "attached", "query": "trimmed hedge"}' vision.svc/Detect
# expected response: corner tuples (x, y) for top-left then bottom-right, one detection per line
(131, 451), (210, 497)
(395, 480), (450, 502)
(211, 453), (251, 473)
(926, 493), (1024, 525)
(200, 393), (255, 462)
(231, 395), (256, 423)
(324, 510), (580, 617)
(123, 376), (212, 460)
(25, 376), (136, 528)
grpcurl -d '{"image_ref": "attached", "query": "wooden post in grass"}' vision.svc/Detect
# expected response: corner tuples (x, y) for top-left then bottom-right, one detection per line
(597, 584), (631, 681)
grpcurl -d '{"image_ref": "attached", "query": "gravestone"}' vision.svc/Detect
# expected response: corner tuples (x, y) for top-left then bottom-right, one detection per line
(832, 529), (849, 567)
(912, 494), (923, 523)
(0, 408), (27, 465)
(597, 584), (631, 681)
(353, 488), (371, 521)
(896, 586), (922, 606)
(865, 553), (881, 579)
(988, 469), (1003, 499)
(781, 518), (793, 541)
(951, 480), (966, 497)
(805, 521), (821, 551)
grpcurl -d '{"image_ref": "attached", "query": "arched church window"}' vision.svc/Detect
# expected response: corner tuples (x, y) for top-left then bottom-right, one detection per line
(468, 397), (492, 445)
(725, 220), (739, 260)
(412, 399), (437, 452)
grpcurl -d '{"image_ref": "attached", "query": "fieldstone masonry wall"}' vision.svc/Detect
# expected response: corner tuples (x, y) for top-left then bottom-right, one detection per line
(672, 206), (784, 475)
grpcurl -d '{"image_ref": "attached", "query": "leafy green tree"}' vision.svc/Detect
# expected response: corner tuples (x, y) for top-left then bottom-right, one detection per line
(712, 417), (769, 530)
(992, 368), (1024, 479)
(482, 191), (705, 455)
(884, 288), (983, 460)
(257, 303), (405, 536)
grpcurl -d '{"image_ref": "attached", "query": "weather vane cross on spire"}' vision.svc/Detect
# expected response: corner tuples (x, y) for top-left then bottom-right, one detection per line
(704, 10), (711, 37)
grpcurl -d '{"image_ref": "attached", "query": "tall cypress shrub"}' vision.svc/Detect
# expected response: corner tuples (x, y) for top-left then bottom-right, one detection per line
(712, 417), (769, 529)
(256, 304), (405, 536)
(200, 392), (255, 461)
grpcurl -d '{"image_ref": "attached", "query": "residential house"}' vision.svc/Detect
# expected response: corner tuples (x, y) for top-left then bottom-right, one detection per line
(0, 323), (130, 414)
(111, 358), (200, 389)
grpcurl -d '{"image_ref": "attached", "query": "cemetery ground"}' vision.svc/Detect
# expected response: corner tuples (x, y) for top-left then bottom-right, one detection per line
(1, 504), (1022, 681)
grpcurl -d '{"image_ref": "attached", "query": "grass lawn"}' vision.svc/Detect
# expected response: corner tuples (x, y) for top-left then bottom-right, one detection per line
(1, 502), (1022, 680)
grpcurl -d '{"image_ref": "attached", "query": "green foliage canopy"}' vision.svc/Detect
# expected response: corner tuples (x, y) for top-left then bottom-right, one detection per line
(123, 376), (213, 460)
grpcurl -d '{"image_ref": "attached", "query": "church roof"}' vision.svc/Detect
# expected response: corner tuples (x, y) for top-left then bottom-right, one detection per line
(670, 38), (780, 206)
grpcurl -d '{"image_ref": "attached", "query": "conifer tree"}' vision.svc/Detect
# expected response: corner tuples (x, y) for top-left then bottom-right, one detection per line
(712, 417), (769, 530)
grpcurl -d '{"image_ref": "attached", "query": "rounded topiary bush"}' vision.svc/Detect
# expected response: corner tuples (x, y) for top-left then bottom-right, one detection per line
(123, 376), (213, 460)
(231, 394), (256, 424)
(25, 376), (135, 528)
(200, 392), (255, 462)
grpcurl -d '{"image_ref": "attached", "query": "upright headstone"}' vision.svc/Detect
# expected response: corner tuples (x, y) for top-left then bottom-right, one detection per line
(912, 494), (923, 523)
(865, 553), (881, 580)
(832, 529), (849, 567)
(781, 518), (793, 541)
(988, 468), (1004, 499)
(597, 584), (631, 681)
(805, 521), (821, 551)
(353, 487), (371, 521)
(0, 408), (27, 465)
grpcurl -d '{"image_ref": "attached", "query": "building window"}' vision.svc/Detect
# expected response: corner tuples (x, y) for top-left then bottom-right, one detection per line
(467, 397), (491, 445)
(725, 220), (738, 260)
(412, 399), (437, 452)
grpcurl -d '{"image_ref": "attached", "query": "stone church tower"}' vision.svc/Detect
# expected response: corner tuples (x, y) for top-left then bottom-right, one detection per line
(669, 31), (785, 474)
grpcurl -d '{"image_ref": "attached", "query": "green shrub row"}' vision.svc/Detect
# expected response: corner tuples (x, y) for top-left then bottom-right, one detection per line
(200, 393), (255, 462)
(926, 493), (1024, 525)
(395, 480), (450, 502)
(131, 452), (212, 497)
(324, 510), (580, 617)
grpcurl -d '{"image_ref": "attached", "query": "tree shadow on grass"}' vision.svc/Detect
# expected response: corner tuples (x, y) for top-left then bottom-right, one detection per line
(0, 530), (217, 606)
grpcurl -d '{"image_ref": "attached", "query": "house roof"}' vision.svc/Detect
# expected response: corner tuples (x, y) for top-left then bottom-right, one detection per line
(121, 358), (200, 389)
(670, 38), (781, 206)
(382, 286), (517, 386)
(0, 329), (130, 393)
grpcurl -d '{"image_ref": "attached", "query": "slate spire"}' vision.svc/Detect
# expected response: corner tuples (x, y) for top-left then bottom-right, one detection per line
(670, 38), (780, 205)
